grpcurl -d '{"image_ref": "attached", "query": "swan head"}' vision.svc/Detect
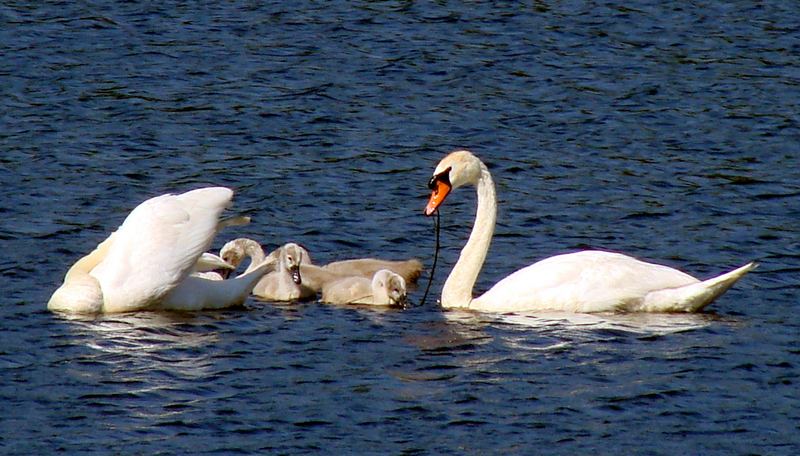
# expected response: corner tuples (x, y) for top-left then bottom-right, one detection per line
(220, 239), (247, 269)
(425, 150), (482, 215)
(280, 243), (305, 285)
(373, 269), (407, 307)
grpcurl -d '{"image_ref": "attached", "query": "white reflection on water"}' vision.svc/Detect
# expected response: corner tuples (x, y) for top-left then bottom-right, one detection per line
(492, 311), (719, 335)
(58, 312), (223, 388)
(442, 309), (720, 336)
(434, 308), (730, 360)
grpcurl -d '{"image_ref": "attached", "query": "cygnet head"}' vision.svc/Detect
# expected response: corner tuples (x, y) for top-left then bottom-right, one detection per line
(425, 149), (482, 215)
(373, 269), (407, 307)
(279, 243), (304, 285)
(220, 239), (247, 269)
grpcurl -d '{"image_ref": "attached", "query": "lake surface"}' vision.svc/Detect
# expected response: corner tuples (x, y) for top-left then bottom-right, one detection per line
(2, 1), (799, 454)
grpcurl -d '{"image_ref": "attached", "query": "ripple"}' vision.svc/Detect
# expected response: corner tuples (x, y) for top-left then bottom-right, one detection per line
(2, 1), (800, 454)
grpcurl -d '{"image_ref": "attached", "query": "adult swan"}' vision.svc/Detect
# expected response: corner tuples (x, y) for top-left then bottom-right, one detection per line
(424, 150), (755, 313)
(48, 187), (272, 314)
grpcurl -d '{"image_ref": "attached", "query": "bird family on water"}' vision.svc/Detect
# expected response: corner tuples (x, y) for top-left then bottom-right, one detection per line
(48, 150), (755, 315)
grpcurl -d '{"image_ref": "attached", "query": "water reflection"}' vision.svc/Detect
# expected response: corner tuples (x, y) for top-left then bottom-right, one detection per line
(491, 311), (720, 335)
(442, 309), (720, 336)
(54, 312), (229, 418)
(39, 310), (296, 447)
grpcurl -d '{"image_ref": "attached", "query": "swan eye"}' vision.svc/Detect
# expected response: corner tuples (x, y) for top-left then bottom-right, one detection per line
(428, 166), (452, 190)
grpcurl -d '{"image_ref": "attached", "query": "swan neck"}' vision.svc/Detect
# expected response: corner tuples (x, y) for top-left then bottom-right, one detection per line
(441, 163), (496, 308)
(243, 240), (266, 274)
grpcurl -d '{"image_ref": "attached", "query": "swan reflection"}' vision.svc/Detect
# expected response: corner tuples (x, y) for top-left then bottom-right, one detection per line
(58, 312), (227, 384)
(442, 308), (719, 334)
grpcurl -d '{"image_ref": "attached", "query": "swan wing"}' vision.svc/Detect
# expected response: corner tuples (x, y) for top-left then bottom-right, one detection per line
(473, 250), (699, 313)
(90, 187), (233, 312)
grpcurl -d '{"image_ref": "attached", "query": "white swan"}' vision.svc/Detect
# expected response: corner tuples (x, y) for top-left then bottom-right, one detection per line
(321, 269), (407, 306)
(424, 150), (756, 313)
(220, 239), (316, 301)
(48, 187), (273, 314)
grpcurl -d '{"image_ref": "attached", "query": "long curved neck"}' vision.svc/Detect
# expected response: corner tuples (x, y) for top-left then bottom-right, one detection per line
(66, 231), (117, 281)
(441, 163), (496, 308)
(242, 240), (266, 274)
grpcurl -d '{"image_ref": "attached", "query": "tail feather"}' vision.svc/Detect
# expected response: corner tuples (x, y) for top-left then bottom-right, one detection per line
(638, 262), (757, 313)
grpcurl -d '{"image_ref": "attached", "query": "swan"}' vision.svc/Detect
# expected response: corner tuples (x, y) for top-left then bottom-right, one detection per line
(321, 269), (407, 306)
(48, 187), (273, 314)
(220, 239), (316, 301)
(424, 150), (756, 313)
(258, 242), (320, 301)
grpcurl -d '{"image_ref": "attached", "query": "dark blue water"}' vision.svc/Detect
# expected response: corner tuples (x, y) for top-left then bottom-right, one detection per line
(2, 2), (799, 454)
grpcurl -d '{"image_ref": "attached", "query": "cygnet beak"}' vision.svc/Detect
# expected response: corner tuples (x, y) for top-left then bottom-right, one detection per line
(290, 265), (302, 285)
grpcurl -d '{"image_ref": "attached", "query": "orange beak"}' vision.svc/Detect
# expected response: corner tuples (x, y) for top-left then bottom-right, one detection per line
(425, 179), (451, 216)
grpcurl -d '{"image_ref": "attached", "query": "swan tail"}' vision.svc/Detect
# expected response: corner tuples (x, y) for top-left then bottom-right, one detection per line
(638, 262), (757, 313)
(400, 259), (424, 284)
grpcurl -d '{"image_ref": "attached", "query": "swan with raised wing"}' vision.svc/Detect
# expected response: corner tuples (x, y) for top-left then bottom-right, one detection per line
(48, 187), (272, 314)
(424, 150), (756, 313)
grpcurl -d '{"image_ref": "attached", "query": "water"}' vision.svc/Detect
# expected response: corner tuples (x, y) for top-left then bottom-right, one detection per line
(1, 1), (799, 454)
